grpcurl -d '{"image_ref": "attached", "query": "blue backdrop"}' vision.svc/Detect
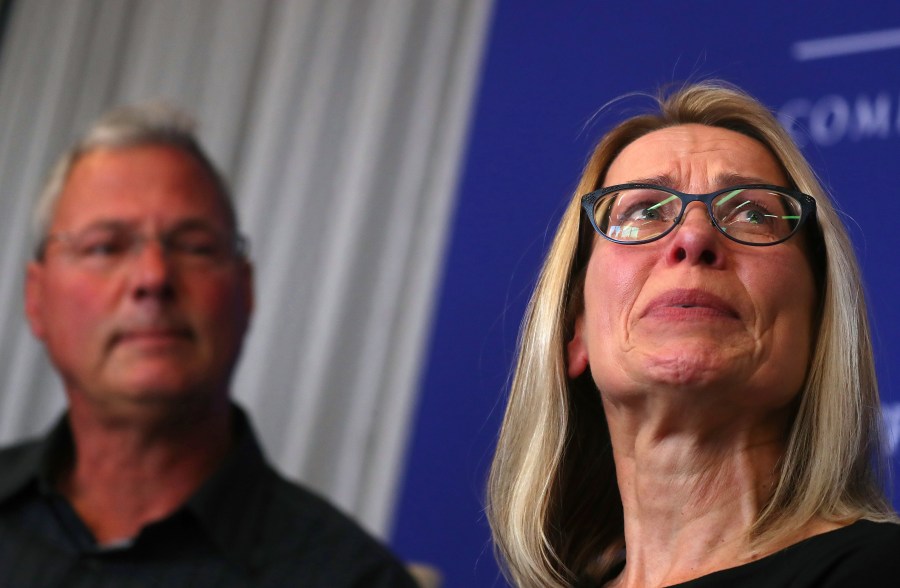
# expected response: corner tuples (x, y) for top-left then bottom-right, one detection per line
(393, 3), (900, 587)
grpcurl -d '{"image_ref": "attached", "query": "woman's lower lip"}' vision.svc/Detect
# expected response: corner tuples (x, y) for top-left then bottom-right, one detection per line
(644, 306), (739, 319)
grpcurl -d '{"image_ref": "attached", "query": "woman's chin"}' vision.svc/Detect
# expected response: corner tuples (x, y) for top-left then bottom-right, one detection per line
(628, 340), (753, 390)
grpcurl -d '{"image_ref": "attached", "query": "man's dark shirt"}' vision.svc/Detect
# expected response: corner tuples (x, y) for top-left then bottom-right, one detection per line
(0, 407), (419, 587)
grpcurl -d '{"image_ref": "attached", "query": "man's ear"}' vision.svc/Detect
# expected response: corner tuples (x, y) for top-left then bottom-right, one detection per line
(566, 315), (589, 378)
(24, 261), (48, 340)
(241, 259), (254, 317)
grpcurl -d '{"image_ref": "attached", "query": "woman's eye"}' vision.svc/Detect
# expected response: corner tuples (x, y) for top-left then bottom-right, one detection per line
(631, 207), (661, 221)
(742, 210), (765, 224)
(620, 202), (664, 222)
(730, 207), (771, 225)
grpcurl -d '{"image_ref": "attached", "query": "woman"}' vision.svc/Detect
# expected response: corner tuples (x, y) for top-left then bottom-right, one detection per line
(487, 81), (900, 587)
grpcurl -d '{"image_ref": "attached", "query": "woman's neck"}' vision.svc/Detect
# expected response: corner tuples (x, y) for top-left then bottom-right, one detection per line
(603, 396), (796, 587)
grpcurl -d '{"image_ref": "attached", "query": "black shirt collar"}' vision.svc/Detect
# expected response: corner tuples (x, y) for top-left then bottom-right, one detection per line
(0, 413), (72, 503)
(184, 406), (274, 568)
(0, 404), (274, 570)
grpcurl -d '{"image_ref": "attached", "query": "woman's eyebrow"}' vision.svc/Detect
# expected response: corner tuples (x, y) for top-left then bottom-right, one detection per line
(618, 173), (774, 190)
(624, 173), (678, 187)
(713, 172), (772, 186)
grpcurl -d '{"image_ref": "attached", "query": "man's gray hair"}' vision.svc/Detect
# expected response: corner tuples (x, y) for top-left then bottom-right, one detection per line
(33, 102), (236, 258)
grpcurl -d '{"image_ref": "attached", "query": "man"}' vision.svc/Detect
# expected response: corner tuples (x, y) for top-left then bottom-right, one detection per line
(0, 104), (419, 587)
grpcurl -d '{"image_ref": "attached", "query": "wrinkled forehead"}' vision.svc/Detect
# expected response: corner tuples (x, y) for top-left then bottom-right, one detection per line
(604, 124), (788, 191)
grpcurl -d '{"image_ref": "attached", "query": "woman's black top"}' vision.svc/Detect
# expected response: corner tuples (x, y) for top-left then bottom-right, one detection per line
(578, 519), (900, 587)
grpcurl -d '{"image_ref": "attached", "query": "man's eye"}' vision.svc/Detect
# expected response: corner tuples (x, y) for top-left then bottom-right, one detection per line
(77, 239), (128, 257)
(170, 237), (222, 257)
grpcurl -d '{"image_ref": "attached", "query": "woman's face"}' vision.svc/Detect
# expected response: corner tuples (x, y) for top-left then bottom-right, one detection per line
(567, 124), (817, 420)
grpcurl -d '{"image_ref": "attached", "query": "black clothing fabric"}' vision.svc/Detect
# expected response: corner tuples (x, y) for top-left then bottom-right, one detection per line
(578, 519), (900, 587)
(0, 407), (419, 588)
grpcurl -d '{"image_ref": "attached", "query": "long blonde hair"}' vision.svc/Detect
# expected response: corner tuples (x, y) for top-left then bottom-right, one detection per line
(487, 81), (895, 587)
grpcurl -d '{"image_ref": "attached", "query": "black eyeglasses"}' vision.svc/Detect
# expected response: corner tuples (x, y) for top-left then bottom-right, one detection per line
(581, 184), (817, 246)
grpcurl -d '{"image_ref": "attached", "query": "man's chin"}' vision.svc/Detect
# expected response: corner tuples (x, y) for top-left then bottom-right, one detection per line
(92, 369), (209, 406)
(104, 354), (202, 387)
(81, 384), (222, 429)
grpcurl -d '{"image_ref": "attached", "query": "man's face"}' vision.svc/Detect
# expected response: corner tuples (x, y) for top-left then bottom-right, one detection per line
(25, 145), (253, 415)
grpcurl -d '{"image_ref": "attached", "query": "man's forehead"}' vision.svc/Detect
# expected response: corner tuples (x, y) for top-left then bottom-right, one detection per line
(64, 144), (217, 190)
(52, 145), (232, 230)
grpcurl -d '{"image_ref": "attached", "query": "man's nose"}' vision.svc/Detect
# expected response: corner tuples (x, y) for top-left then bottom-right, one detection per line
(128, 237), (176, 299)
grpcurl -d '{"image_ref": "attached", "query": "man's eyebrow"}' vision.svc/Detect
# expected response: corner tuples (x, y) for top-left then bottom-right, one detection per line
(69, 219), (136, 233)
(63, 218), (227, 235)
(169, 218), (226, 232)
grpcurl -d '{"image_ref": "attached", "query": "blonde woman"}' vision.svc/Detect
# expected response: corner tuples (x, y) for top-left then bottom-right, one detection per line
(487, 81), (900, 587)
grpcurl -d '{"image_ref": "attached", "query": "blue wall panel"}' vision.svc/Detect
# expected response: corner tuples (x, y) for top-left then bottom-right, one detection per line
(393, 4), (900, 587)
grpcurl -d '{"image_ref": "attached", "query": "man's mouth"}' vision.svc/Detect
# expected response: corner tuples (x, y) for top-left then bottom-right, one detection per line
(111, 324), (193, 347)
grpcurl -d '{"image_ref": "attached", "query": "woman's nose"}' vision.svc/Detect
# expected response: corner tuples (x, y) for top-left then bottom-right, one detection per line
(663, 202), (725, 267)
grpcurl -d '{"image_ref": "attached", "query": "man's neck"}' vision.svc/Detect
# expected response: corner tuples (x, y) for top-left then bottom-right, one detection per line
(58, 397), (233, 545)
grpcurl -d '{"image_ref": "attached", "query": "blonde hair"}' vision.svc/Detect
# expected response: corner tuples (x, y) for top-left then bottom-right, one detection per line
(487, 81), (896, 587)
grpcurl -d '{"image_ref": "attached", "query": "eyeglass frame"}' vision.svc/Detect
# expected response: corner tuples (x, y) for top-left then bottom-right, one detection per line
(580, 183), (818, 247)
(35, 224), (250, 267)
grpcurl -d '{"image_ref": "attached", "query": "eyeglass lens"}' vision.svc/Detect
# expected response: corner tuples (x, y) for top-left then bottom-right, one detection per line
(47, 224), (242, 271)
(592, 187), (804, 244)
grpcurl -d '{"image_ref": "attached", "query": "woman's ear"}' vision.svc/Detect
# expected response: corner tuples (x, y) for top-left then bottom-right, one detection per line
(566, 315), (589, 378)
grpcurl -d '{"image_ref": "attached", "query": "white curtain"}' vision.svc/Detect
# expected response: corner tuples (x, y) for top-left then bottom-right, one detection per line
(0, 0), (492, 538)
